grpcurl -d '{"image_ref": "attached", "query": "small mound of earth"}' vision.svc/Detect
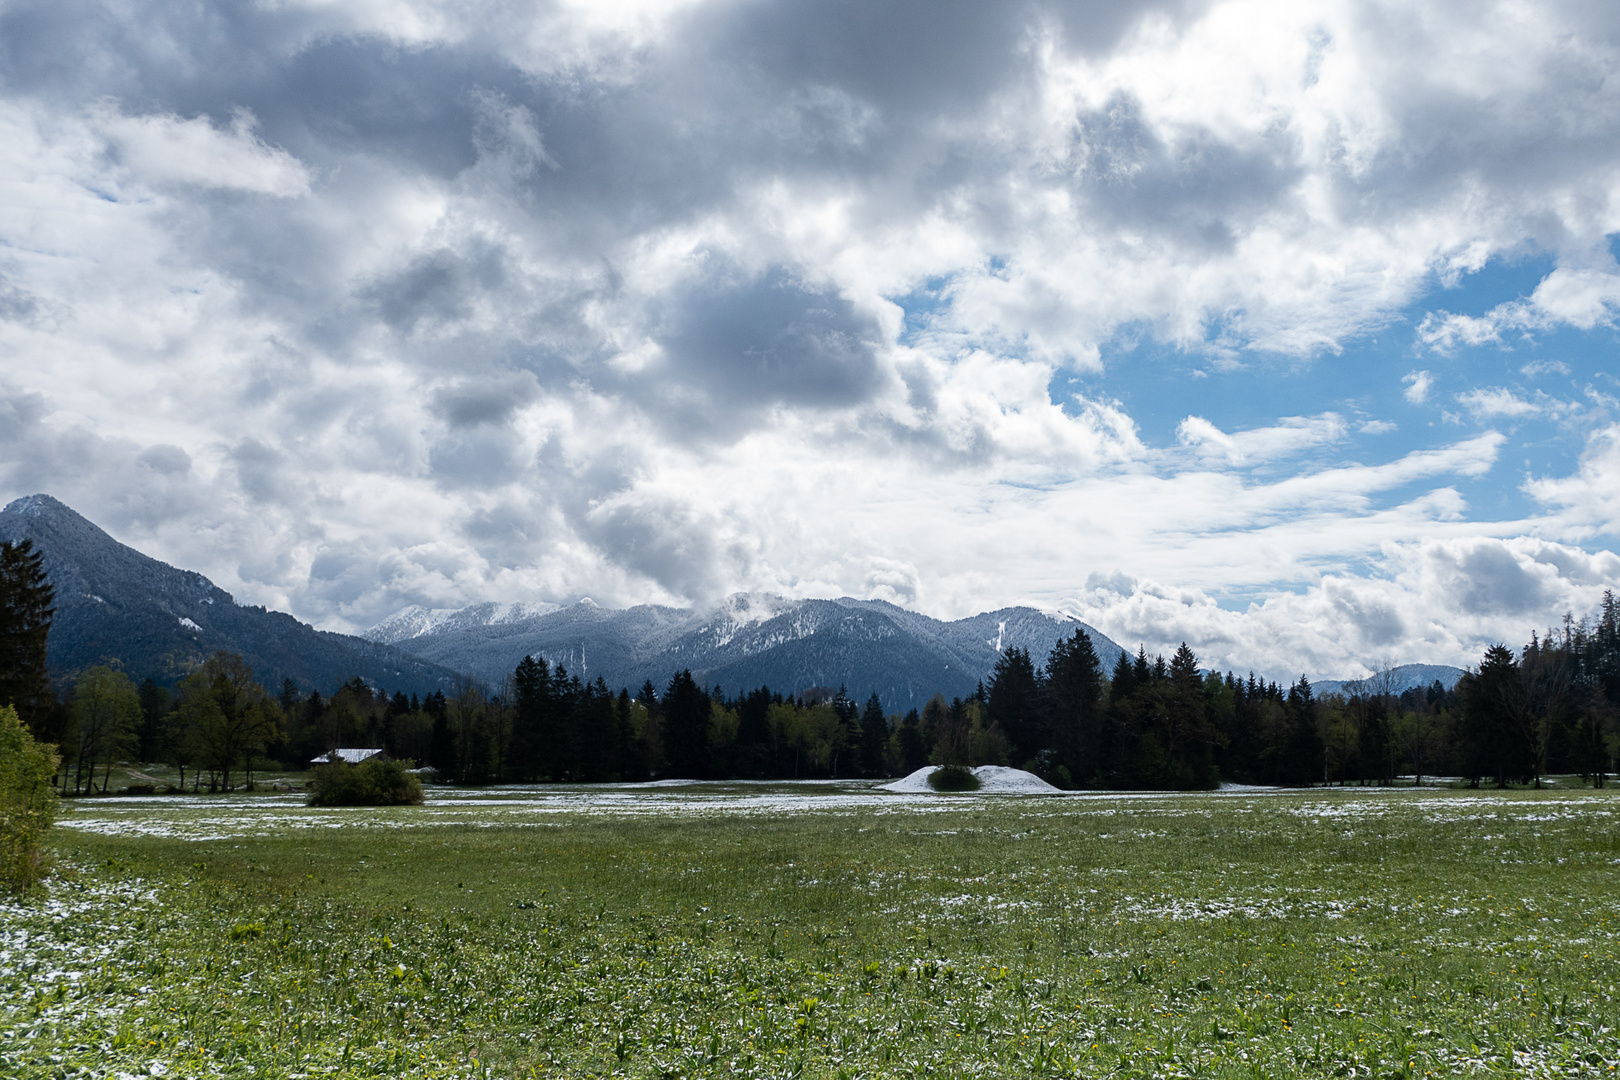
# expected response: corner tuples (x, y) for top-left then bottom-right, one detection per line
(878, 765), (1062, 794)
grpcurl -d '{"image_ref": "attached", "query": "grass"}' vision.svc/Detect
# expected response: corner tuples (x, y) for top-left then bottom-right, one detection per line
(3, 783), (1618, 1078)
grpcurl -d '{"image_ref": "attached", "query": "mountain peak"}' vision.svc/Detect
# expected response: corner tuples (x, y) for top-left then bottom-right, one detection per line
(2, 493), (105, 534)
(0, 493), (458, 693)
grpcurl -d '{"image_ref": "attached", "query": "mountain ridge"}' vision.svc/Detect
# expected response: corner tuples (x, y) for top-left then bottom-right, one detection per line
(366, 592), (1128, 712)
(0, 494), (462, 695)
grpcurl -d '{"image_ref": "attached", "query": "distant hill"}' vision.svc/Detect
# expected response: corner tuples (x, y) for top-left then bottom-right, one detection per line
(0, 494), (462, 695)
(1313, 663), (1466, 698)
(366, 592), (1126, 713)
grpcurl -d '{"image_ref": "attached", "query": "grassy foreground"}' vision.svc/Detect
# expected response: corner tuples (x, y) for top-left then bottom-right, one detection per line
(2, 785), (1618, 1078)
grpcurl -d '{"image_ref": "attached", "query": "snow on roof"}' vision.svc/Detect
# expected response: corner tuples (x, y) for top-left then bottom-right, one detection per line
(310, 748), (385, 765)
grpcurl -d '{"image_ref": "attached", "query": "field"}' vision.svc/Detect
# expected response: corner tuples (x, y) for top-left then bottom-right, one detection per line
(2, 783), (1618, 1078)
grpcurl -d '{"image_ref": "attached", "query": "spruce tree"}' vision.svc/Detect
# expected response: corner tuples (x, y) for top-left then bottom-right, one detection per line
(1045, 629), (1104, 787)
(859, 693), (888, 777)
(986, 646), (1041, 764)
(0, 540), (54, 736)
(511, 655), (551, 780)
(661, 670), (710, 779)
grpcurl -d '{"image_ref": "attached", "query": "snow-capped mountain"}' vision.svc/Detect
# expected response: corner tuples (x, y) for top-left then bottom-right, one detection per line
(1312, 664), (1466, 698)
(0, 495), (459, 694)
(365, 601), (562, 644)
(364, 593), (1126, 712)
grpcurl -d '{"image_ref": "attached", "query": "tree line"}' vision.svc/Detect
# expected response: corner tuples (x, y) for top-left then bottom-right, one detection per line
(3, 537), (1618, 790)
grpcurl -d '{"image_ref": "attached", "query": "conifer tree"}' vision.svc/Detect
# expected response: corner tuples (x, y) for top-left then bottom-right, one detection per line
(1045, 629), (1104, 787)
(897, 708), (927, 773)
(859, 693), (888, 777)
(986, 646), (1042, 764)
(511, 655), (551, 780)
(661, 670), (710, 778)
(0, 540), (54, 736)
(1282, 677), (1324, 786)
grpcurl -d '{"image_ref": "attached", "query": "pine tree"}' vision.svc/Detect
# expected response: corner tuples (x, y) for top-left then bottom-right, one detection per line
(986, 646), (1042, 765)
(1045, 630), (1104, 787)
(1282, 678), (1324, 786)
(897, 708), (927, 773)
(137, 678), (170, 763)
(425, 691), (455, 781)
(0, 540), (55, 736)
(661, 670), (710, 779)
(859, 693), (888, 777)
(1461, 645), (1523, 787)
(511, 655), (551, 780)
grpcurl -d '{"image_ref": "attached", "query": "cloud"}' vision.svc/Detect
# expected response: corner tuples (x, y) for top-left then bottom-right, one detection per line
(1403, 370), (1433, 404)
(1456, 387), (1541, 419)
(1419, 269), (1620, 351)
(0, 0), (1618, 681)
(97, 107), (312, 196)
(1525, 423), (1620, 539)
(1069, 537), (1620, 681)
(1176, 413), (1346, 466)
(1521, 360), (1570, 378)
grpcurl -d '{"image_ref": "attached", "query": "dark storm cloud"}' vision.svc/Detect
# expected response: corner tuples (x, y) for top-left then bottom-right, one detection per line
(136, 444), (191, 476)
(0, 273), (40, 323)
(697, 0), (1199, 116)
(366, 245), (509, 335)
(1449, 543), (1553, 617)
(0, 385), (206, 530)
(652, 267), (885, 418)
(1068, 94), (1303, 253)
(434, 373), (539, 429)
(581, 497), (735, 601)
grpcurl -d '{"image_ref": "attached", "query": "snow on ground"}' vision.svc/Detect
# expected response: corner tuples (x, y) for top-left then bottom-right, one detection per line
(879, 766), (1062, 794)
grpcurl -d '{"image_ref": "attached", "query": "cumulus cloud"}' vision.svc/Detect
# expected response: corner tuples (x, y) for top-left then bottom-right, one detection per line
(95, 107), (312, 196)
(1068, 538), (1620, 681)
(1176, 413), (1346, 465)
(1420, 268), (1620, 351)
(1526, 423), (1620, 539)
(0, 0), (1618, 679)
(1456, 387), (1542, 419)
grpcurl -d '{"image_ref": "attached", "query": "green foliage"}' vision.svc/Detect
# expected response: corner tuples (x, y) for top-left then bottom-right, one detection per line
(8, 787), (1620, 1077)
(0, 704), (59, 893)
(176, 652), (281, 792)
(306, 756), (424, 807)
(925, 763), (980, 791)
(67, 666), (141, 795)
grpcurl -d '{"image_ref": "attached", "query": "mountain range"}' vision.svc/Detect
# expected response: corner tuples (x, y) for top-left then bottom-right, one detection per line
(1312, 664), (1465, 697)
(2, 493), (1466, 706)
(0, 494), (460, 695)
(364, 593), (1127, 713)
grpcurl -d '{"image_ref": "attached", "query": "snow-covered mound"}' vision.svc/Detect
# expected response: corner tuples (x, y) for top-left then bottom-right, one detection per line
(878, 765), (1063, 794)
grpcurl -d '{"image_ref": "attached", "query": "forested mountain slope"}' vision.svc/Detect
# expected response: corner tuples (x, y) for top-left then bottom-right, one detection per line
(0, 495), (460, 694)
(368, 592), (1125, 711)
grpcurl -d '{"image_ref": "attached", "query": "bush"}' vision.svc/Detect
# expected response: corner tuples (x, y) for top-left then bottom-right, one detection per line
(0, 704), (59, 892)
(120, 783), (157, 795)
(927, 764), (981, 792)
(307, 757), (424, 807)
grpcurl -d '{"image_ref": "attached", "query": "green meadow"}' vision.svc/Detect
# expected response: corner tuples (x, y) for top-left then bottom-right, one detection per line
(2, 784), (1618, 1078)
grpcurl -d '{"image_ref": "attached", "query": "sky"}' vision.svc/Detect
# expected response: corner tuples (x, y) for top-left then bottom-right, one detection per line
(2, 0), (1619, 682)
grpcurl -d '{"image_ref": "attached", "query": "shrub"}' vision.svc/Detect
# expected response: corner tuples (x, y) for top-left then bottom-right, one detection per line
(120, 783), (157, 795)
(307, 757), (424, 807)
(0, 704), (60, 892)
(927, 764), (980, 792)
